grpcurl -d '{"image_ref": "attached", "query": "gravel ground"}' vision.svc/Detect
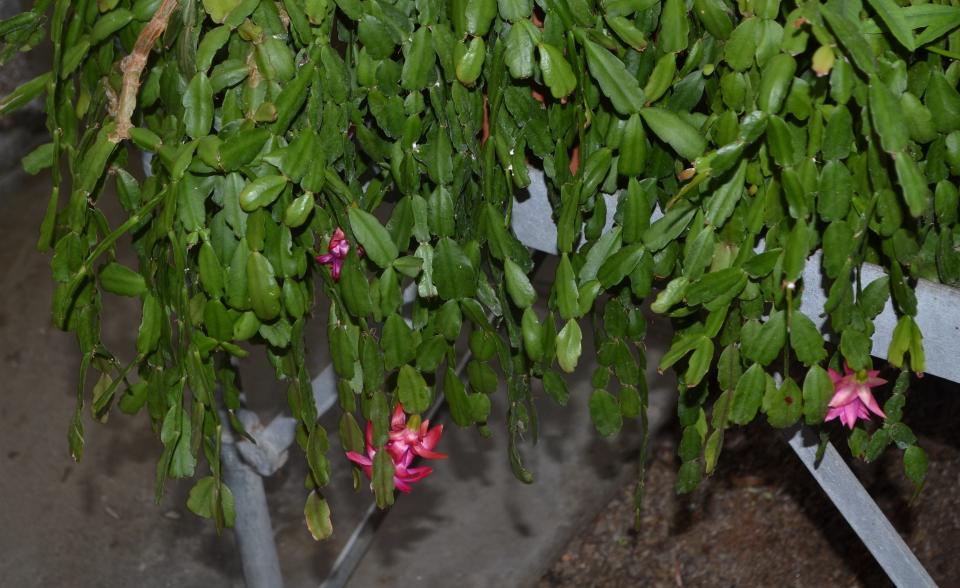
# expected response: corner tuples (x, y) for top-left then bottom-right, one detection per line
(541, 376), (960, 588)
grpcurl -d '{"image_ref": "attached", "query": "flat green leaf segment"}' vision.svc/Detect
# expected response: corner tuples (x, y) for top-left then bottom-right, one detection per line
(12, 0), (946, 534)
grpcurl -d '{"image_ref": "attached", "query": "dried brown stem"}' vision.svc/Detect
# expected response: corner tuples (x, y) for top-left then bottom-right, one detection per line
(108, 0), (179, 143)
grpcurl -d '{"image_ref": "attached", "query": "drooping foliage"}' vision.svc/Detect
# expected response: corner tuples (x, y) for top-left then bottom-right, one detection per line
(1, 0), (952, 535)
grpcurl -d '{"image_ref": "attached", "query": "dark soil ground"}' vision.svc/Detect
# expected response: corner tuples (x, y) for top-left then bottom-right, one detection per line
(541, 375), (960, 588)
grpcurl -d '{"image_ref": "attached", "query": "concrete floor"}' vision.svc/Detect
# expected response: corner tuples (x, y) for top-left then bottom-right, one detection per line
(0, 169), (236, 586)
(0, 168), (676, 587)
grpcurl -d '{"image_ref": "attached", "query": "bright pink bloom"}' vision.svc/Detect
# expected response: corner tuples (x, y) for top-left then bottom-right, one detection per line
(315, 228), (352, 280)
(824, 364), (887, 429)
(344, 427), (435, 493)
(345, 405), (445, 494)
(386, 404), (447, 462)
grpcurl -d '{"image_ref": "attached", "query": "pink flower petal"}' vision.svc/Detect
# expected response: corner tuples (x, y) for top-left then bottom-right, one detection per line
(421, 424), (443, 450)
(386, 444), (409, 464)
(824, 406), (842, 424)
(856, 386), (886, 418)
(840, 402), (860, 428)
(400, 466), (434, 482)
(330, 259), (343, 280)
(391, 404), (407, 429)
(364, 421), (374, 447)
(828, 382), (858, 407)
(413, 447), (447, 460)
(827, 368), (842, 384)
(345, 451), (371, 467)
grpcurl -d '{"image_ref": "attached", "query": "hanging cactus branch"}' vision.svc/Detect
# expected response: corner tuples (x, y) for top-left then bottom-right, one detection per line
(0, 0), (953, 553)
(110, 0), (180, 142)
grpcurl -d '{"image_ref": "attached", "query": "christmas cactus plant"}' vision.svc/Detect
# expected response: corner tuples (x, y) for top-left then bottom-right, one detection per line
(1, 0), (953, 538)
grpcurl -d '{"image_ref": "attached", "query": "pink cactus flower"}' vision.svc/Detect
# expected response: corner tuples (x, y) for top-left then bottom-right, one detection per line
(345, 406), (445, 494)
(315, 227), (352, 281)
(344, 430), (435, 493)
(387, 404), (447, 462)
(390, 450), (436, 493)
(824, 364), (887, 429)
